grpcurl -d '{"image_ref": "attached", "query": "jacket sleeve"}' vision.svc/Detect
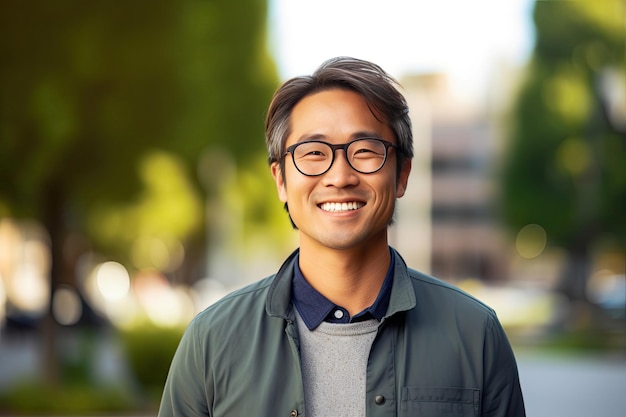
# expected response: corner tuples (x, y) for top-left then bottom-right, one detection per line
(481, 314), (526, 417)
(158, 318), (211, 417)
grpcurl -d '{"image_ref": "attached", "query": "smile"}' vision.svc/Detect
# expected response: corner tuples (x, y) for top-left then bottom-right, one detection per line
(319, 202), (365, 212)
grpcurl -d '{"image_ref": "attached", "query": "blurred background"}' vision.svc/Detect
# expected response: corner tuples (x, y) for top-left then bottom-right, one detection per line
(0, 0), (624, 415)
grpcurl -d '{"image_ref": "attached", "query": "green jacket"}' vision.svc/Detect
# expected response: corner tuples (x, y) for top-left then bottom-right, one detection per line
(158, 248), (525, 417)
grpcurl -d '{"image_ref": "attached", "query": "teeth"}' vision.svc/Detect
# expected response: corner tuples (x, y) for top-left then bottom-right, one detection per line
(319, 202), (364, 212)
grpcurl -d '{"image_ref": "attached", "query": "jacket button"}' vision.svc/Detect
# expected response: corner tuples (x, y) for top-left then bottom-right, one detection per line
(375, 395), (385, 405)
(290, 410), (298, 417)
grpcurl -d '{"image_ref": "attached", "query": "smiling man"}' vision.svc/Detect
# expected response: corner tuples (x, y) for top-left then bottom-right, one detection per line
(158, 57), (526, 417)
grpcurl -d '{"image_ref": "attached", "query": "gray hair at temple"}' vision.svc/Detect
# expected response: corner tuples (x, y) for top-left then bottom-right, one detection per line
(265, 56), (414, 178)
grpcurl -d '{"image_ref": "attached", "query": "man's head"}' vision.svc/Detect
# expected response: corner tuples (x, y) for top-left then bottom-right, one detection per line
(266, 57), (414, 175)
(266, 57), (413, 246)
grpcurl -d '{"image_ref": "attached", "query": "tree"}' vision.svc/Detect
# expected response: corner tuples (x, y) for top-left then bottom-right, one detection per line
(502, 0), (626, 303)
(0, 0), (277, 385)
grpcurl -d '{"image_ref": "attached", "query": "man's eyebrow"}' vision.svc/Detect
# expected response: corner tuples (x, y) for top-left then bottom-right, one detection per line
(351, 131), (384, 139)
(296, 131), (384, 143)
(296, 133), (327, 143)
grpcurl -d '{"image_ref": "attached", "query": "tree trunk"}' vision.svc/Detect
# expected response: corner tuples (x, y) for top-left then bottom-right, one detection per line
(40, 181), (65, 386)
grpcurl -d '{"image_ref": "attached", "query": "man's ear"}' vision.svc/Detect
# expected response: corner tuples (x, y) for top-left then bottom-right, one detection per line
(271, 162), (288, 203)
(396, 159), (412, 198)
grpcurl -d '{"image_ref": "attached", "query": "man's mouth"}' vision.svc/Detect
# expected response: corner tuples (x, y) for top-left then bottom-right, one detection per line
(318, 202), (365, 212)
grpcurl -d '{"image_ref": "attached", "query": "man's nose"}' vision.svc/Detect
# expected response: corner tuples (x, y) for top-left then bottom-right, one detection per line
(322, 150), (359, 186)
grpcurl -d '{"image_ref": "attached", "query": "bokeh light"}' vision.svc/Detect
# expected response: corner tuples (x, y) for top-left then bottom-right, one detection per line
(0, 275), (6, 327)
(587, 269), (626, 312)
(8, 260), (49, 315)
(52, 285), (83, 326)
(0, 219), (51, 317)
(516, 224), (548, 259)
(103, 292), (139, 329)
(132, 270), (195, 328)
(95, 261), (130, 302)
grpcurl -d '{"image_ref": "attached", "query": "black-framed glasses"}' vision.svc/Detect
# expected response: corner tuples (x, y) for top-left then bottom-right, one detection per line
(282, 138), (397, 176)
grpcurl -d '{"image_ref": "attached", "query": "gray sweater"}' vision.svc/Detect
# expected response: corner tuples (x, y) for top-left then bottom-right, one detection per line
(296, 312), (379, 417)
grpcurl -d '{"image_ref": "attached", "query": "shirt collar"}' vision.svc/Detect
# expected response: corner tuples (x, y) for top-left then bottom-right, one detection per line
(292, 249), (395, 330)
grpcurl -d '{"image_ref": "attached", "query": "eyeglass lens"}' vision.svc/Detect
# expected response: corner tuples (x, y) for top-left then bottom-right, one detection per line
(291, 138), (389, 176)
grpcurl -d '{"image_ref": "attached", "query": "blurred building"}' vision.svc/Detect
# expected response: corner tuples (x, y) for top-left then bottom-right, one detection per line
(393, 67), (520, 284)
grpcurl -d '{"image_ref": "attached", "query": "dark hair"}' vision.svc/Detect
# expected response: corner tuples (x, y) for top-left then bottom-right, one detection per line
(265, 56), (414, 174)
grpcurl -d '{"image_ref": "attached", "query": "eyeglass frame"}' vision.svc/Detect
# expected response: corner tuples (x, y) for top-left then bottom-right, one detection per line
(281, 137), (398, 177)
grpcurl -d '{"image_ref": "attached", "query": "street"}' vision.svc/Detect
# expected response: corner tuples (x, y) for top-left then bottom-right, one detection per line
(517, 352), (626, 417)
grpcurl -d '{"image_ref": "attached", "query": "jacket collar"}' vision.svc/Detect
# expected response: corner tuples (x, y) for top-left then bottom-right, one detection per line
(265, 247), (417, 321)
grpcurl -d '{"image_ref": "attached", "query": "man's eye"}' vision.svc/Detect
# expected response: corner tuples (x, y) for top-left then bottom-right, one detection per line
(299, 149), (328, 159)
(352, 147), (383, 159)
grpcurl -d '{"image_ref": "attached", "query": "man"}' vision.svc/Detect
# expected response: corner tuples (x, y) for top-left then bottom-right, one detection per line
(158, 57), (526, 417)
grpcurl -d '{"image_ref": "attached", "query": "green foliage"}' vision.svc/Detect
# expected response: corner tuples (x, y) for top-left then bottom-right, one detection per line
(540, 327), (619, 353)
(0, 381), (135, 415)
(86, 150), (205, 267)
(0, 0), (279, 270)
(0, 2), (185, 214)
(221, 154), (296, 252)
(173, 0), (278, 164)
(121, 322), (185, 400)
(501, 0), (626, 248)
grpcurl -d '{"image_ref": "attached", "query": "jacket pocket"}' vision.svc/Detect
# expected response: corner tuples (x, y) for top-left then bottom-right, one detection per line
(400, 386), (479, 417)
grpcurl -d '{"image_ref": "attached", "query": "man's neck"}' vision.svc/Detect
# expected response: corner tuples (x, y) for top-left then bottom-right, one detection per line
(298, 240), (391, 316)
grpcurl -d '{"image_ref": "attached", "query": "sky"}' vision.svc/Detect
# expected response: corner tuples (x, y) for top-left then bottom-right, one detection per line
(268, 0), (536, 98)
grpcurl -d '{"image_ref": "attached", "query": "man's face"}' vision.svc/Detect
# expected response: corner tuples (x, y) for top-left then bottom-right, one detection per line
(271, 88), (411, 252)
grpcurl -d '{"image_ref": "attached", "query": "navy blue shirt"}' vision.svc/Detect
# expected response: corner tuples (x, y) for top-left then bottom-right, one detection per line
(292, 249), (395, 330)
